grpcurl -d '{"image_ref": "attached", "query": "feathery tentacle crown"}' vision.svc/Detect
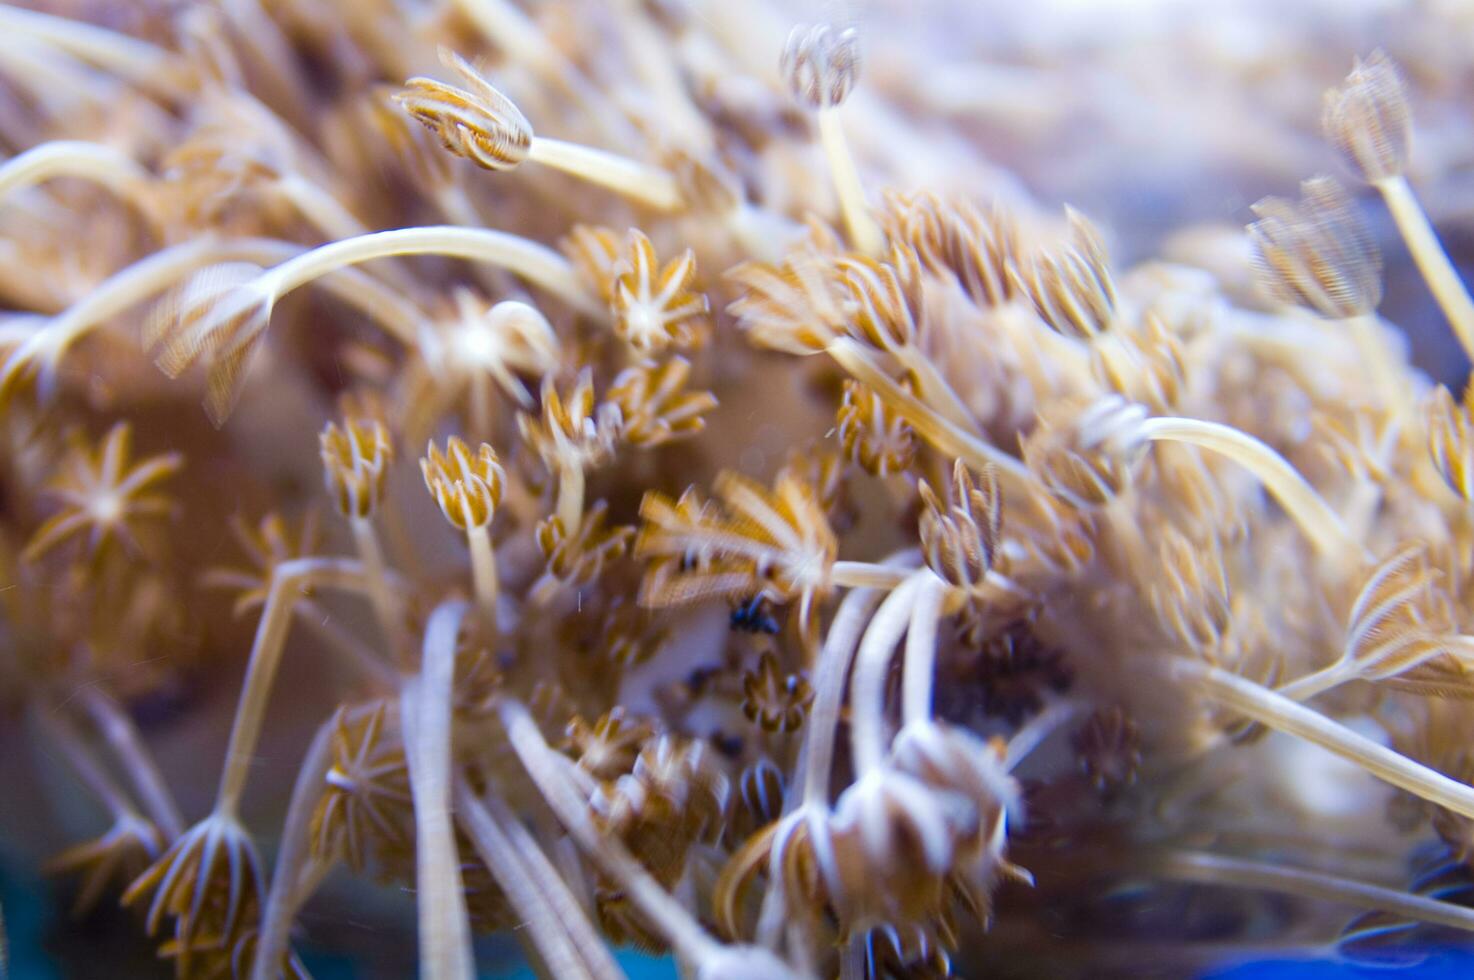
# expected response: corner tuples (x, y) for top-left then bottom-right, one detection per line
(396, 48), (533, 172)
(610, 229), (712, 353)
(1015, 208), (1117, 340)
(1249, 176), (1382, 318)
(1428, 382), (1474, 501)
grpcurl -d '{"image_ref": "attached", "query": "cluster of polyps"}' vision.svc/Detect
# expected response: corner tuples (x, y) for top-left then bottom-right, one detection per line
(7, 2), (1474, 978)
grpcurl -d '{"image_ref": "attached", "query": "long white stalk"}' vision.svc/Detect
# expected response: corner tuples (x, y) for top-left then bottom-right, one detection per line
(453, 778), (616, 980)
(528, 138), (683, 212)
(258, 225), (602, 317)
(492, 802), (625, 979)
(251, 716), (336, 980)
(79, 687), (183, 840)
(1149, 849), (1474, 934)
(497, 698), (724, 966)
(402, 600), (475, 980)
(216, 558), (377, 816)
(797, 565), (899, 807)
(0, 141), (151, 210)
(1139, 416), (1368, 567)
(817, 109), (882, 257)
(1171, 658), (1474, 820)
(900, 573), (949, 727)
(1377, 175), (1474, 362)
(849, 572), (928, 773)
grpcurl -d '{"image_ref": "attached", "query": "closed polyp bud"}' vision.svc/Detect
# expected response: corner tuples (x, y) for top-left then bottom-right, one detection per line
(321, 419), (392, 517)
(1323, 51), (1410, 183)
(781, 24), (860, 109)
(421, 436), (505, 529)
(918, 460), (1001, 595)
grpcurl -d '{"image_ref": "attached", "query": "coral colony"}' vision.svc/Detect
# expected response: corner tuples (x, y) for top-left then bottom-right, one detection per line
(7, 2), (1474, 978)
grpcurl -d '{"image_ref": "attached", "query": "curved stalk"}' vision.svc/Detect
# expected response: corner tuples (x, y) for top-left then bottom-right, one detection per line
(0, 6), (189, 97)
(849, 571), (928, 774)
(1139, 416), (1369, 568)
(1171, 657), (1474, 820)
(798, 565), (900, 807)
(2, 237), (286, 398)
(401, 600), (476, 980)
(257, 225), (602, 318)
(1147, 849), (1474, 935)
(270, 172), (429, 296)
(0, 236), (423, 401)
(0, 141), (152, 211)
(1275, 662), (1356, 704)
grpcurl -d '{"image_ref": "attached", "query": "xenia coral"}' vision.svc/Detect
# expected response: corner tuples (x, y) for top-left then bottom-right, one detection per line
(5, 1), (1474, 978)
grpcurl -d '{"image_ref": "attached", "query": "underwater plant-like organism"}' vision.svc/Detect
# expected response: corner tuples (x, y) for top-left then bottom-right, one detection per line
(12, 5), (1474, 980)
